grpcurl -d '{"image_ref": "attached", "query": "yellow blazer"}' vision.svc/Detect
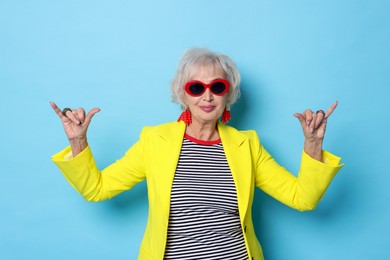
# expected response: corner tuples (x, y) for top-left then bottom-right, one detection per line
(52, 121), (343, 259)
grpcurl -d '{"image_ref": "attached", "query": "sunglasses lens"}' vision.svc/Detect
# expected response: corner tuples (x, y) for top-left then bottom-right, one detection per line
(188, 83), (205, 96)
(210, 82), (227, 94)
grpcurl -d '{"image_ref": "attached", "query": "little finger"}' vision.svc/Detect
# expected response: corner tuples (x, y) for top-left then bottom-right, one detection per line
(50, 102), (66, 119)
(325, 101), (338, 119)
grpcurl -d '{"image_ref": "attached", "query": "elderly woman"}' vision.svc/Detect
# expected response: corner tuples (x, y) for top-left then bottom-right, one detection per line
(51, 48), (343, 260)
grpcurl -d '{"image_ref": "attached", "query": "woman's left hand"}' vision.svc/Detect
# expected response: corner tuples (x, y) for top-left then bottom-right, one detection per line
(294, 101), (338, 160)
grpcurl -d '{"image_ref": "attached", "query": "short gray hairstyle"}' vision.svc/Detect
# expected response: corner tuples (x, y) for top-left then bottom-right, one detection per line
(171, 48), (241, 110)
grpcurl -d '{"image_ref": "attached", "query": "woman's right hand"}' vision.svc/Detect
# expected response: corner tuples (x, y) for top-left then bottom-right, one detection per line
(50, 101), (100, 156)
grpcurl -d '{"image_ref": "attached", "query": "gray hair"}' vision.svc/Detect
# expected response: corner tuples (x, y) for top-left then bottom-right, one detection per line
(171, 48), (241, 110)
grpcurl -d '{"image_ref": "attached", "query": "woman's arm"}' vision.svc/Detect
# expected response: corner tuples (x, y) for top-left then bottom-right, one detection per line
(50, 102), (146, 201)
(253, 102), (343, 211)
(255, 144), (343, 211)
(52, 138), (146, 202)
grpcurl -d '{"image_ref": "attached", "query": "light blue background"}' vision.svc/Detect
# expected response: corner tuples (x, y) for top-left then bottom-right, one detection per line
(1, 0), (389, 259)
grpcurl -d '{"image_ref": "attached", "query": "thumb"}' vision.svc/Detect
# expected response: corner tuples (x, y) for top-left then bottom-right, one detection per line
(84, 108), (101, 125)
(293, 113), (306, 126)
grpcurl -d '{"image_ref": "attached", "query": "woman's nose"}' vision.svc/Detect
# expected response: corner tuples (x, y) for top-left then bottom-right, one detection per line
(202, 88), (214, 101)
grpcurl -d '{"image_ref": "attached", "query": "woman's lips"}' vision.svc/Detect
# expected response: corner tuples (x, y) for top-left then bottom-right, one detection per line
(199, 106), (215, 112)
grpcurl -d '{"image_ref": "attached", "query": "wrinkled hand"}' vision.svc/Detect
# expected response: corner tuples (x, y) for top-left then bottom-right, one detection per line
(50, 101), (100, 141)
(50, 102), (100, 156)
(294, 101), (338, 143)
(294, 101), (338, 160)
(294, 101), (338, 161)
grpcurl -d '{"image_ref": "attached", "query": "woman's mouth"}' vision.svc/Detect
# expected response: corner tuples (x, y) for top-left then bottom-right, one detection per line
(199, 106), (216, 112)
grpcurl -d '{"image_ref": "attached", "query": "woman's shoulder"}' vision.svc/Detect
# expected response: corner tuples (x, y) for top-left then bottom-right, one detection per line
(218, 123), (261, 143)
(142, 121), (184, 131)
(140, 121), (261, 142)
(139, 121), (186, 138)
(219, 123), (256, 135)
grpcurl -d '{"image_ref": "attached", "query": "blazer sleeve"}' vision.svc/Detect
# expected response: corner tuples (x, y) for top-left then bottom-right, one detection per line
(51, 128), (149, 202)
(249, 131), (344, 211)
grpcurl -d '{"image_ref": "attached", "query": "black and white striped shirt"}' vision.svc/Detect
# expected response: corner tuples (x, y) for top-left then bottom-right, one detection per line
(164, 135), (248, 259)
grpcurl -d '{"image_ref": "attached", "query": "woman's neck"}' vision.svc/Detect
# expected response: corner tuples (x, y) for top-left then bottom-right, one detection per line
(185, 120), (219, 141)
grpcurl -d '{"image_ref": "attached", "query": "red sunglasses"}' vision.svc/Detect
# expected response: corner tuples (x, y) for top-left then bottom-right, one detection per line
(184, 79), (230, 97)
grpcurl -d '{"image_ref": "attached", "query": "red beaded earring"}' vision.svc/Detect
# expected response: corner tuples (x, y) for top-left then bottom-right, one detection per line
(222, 109), (232, 124)
(177, 108), (192, 125)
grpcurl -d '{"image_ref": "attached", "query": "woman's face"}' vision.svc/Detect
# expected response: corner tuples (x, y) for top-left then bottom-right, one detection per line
(183, 65), (228, 126)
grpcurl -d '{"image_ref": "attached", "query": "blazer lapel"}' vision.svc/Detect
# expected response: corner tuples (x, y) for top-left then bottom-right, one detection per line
(154, 121), (186, 224)
(152, 121), (252, 225)
(218, 123), (253, 223)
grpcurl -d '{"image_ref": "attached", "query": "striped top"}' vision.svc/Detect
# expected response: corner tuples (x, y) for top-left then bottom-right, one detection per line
(164, 135), (248, 259)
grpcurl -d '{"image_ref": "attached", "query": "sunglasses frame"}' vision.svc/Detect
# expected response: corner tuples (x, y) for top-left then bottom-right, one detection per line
(184, 79), (230, 97)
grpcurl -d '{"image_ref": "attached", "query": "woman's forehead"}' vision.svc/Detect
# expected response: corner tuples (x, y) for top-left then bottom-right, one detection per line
(187, 63), (225, 80)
